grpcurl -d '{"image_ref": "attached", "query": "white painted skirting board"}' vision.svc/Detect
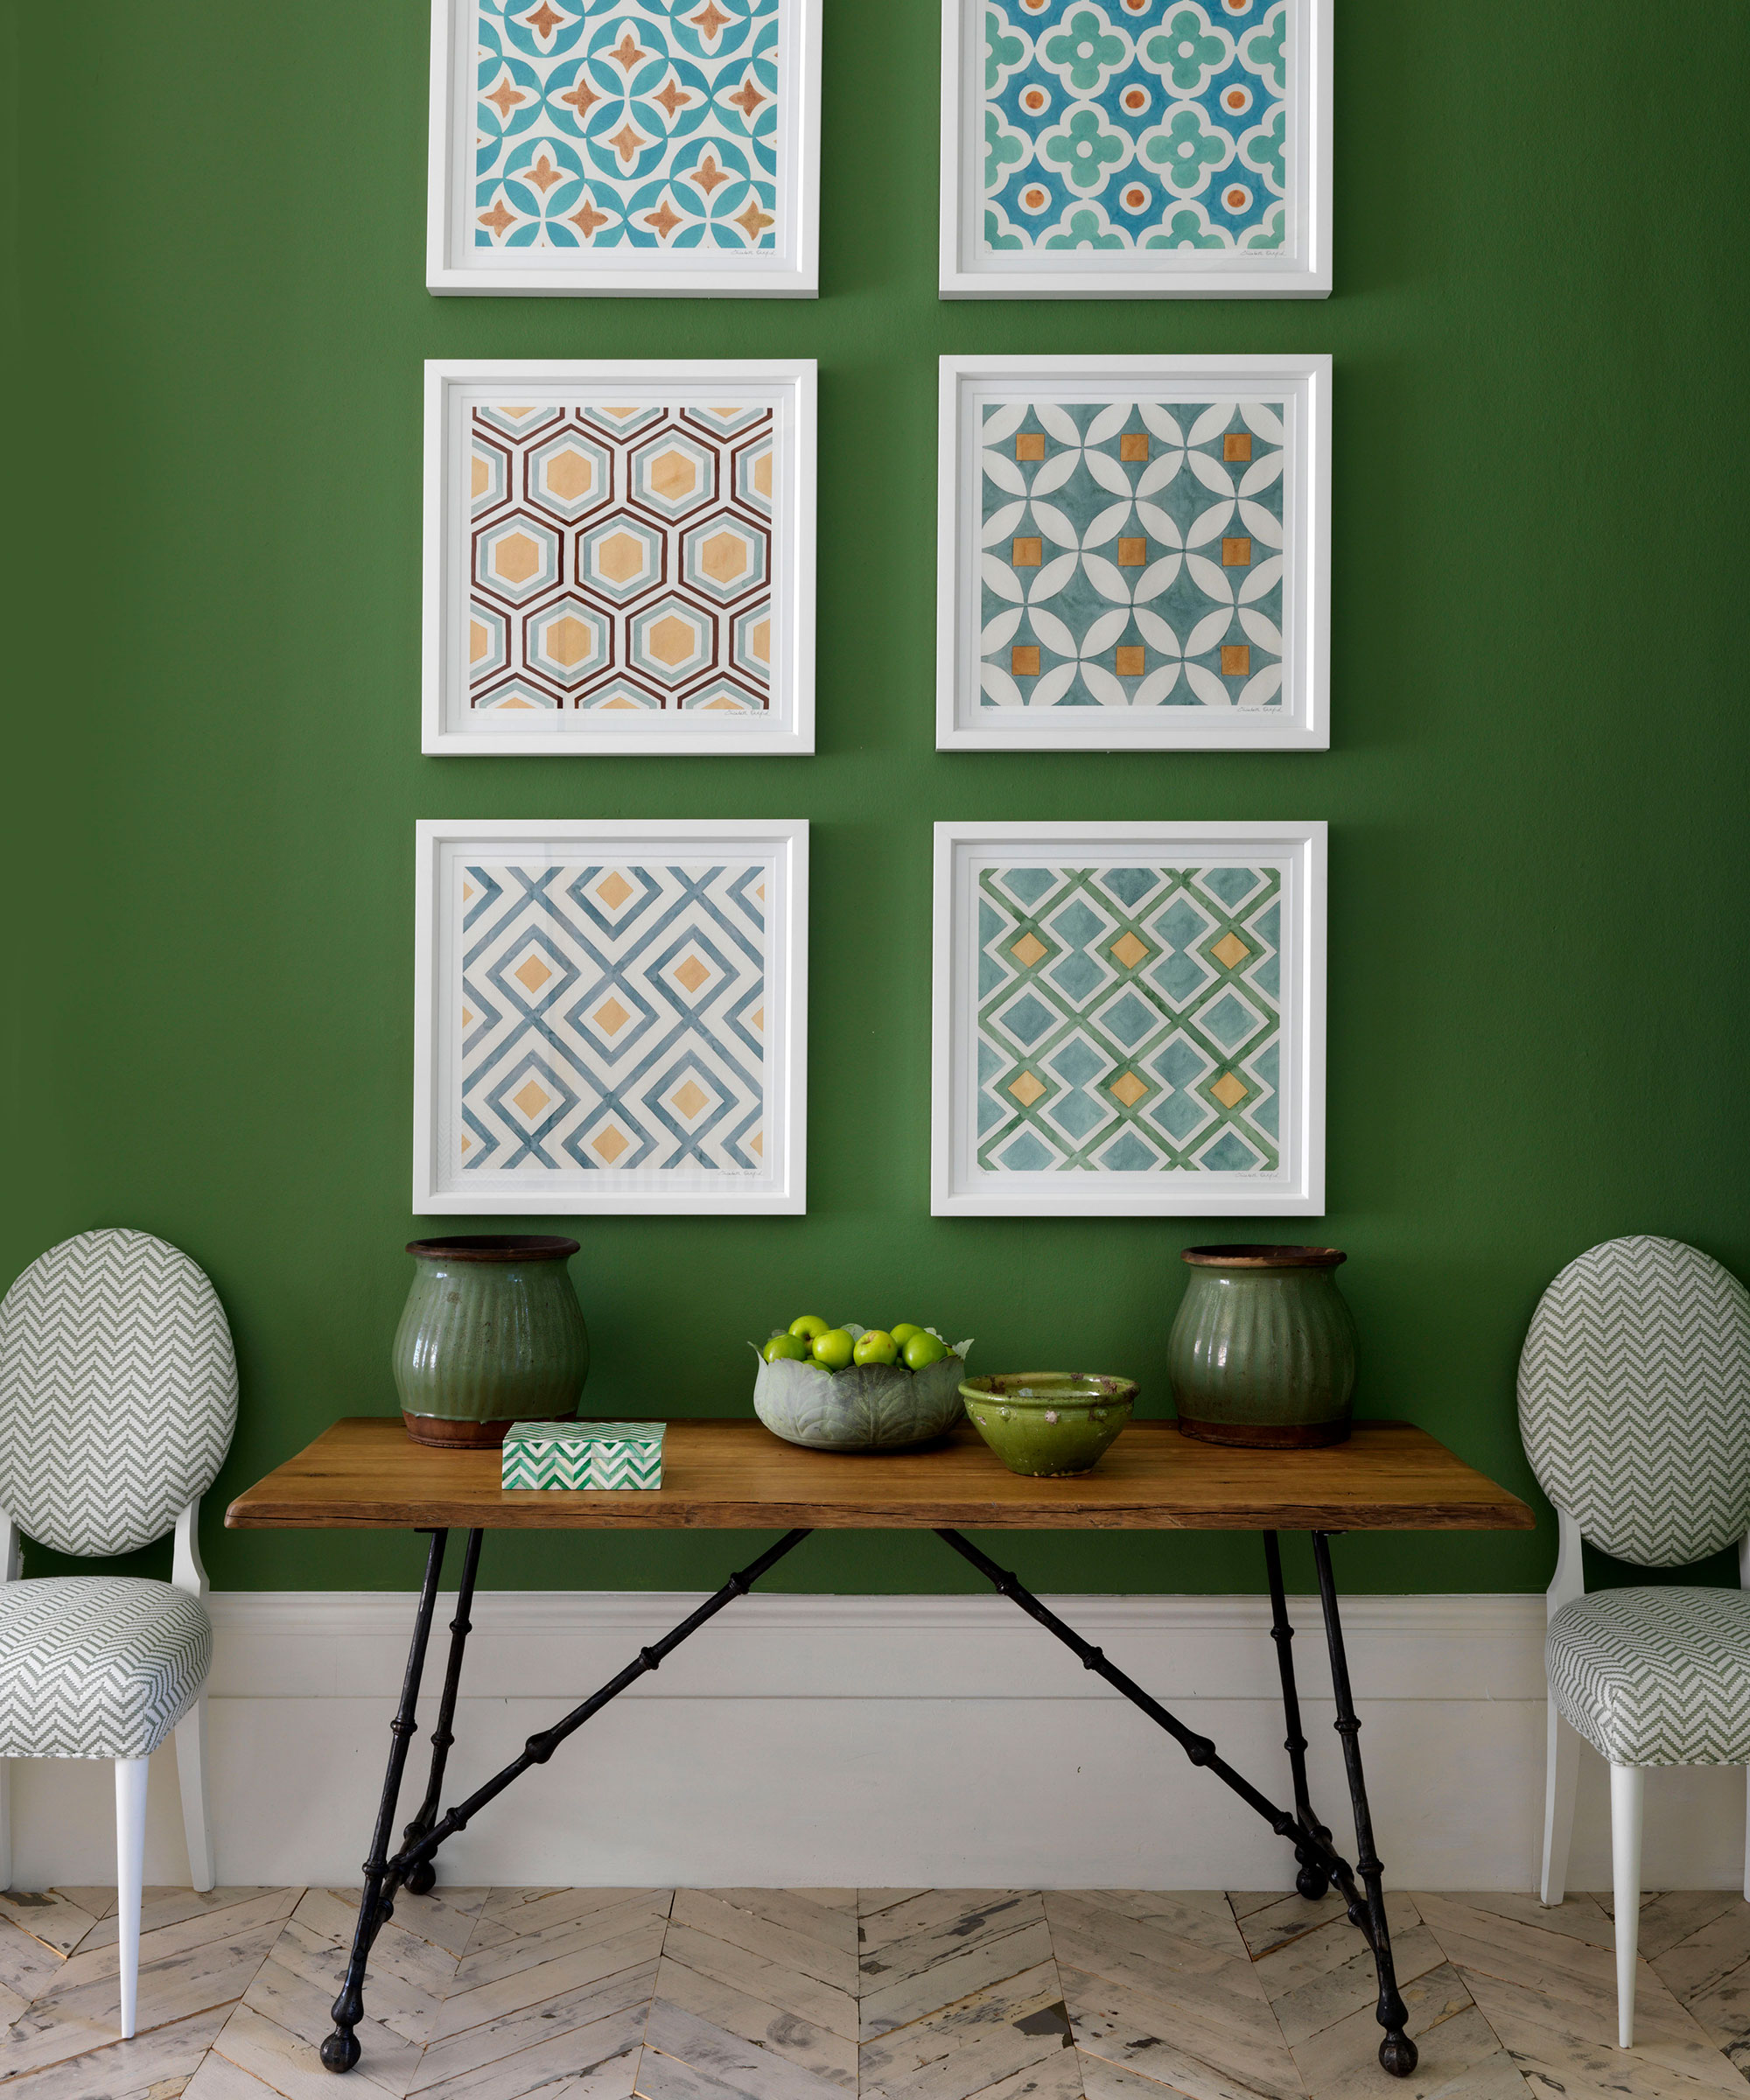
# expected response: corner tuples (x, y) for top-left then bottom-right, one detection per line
(10, 1591), (1745, 1891)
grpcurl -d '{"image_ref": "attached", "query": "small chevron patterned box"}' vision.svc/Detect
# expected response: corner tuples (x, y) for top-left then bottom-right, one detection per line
(500, 1420), (665, 1493)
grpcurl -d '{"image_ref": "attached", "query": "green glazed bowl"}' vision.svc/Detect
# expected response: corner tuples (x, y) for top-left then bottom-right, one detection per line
(960, 1373), (1138, 1478)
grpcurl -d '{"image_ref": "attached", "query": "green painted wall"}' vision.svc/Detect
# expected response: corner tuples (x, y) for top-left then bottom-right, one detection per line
(9, 3), (1749, 1600)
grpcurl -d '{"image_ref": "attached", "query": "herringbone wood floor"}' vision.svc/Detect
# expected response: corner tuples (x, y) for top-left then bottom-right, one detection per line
(0, 1884), (1746, 2100)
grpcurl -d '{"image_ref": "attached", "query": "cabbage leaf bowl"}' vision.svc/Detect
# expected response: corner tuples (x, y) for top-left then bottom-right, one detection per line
(750, 1326), (974, 1452)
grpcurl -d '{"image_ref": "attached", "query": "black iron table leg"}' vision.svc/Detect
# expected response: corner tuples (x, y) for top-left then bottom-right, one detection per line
(1312, 1531), (1418, 2078)
(322, 1528), (449, 2075)
(1264, 1536), (1390, 1964)
(321, 1525), (813, 2074)
(402, 1527), (485, 1896)
(1263, 1531), (1332, 1902)
(936, 1526), (1418, 2081)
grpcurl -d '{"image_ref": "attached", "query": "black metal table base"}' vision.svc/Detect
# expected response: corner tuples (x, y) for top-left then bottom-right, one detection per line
(322, 1526), (1417, 2080)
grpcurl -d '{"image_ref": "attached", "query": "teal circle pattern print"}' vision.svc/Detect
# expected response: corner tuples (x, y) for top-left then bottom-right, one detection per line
(980, 398), (1285, 710)
(977, 864), (1281, 1175)
(474, 0), (779, 252)
(984, 0), (1287, 256)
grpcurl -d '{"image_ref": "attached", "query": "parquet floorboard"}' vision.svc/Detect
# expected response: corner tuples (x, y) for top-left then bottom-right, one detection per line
(0, 1880), (1744, 2099)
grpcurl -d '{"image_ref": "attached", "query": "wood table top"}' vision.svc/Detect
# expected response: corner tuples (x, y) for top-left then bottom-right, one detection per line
(225, 1418), (1535, 1533)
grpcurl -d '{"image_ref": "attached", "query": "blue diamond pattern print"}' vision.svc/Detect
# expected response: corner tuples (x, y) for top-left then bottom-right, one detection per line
(458, 858), (767, 1177)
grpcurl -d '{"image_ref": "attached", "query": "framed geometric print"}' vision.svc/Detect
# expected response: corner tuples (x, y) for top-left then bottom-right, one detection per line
(937, 355), (1328, 751)
(932, 821), (1325, 1215)
(940, 0), (1329, 299)
(414, 819), (808, 1214)
(427, 0), (822, 296)
(424, 360), (815, 755)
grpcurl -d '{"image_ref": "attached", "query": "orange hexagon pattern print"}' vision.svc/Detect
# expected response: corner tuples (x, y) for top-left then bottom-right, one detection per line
(469, 399), (774, 716)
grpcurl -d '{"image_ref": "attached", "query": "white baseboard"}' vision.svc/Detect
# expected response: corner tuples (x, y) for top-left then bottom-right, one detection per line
(10, 1591), (1744, 1892)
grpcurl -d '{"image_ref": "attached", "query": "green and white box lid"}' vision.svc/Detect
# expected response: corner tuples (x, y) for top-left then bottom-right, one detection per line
(505, 1420), (665, 1446)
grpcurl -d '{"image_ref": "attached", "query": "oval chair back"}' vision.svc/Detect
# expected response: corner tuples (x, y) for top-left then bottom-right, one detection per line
(0, 1229), (237, 1558)
(1518, 1233), (1750, 1568)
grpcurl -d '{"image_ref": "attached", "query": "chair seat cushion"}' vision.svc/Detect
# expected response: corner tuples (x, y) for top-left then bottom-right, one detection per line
(1547, 1586), (1750, 1766)
(0, 1578), (212, 1760)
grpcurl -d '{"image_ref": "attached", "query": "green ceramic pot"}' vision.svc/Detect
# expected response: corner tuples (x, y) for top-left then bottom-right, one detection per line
(960, 1373), (1138, 1478)
(1166, 1244), (1356, 1448)
(393, 1236), (590, 1449)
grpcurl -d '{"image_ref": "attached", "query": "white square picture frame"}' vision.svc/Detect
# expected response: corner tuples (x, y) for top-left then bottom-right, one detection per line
(940, 0), (1329, 299)
(415, 818), (808, 1214)
(428, 0), (821, 296)
(937, 354), (1329, 752)
(933, 821), (1325, 1215)
(424, 360), (816, 756)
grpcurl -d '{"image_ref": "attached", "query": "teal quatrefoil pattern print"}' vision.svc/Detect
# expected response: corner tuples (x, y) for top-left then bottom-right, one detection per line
(981, 397), (1285, 710)
(977, 864), (1281, 1174)
(983, 0), (1287, 255)
(474, 0), (780, 253)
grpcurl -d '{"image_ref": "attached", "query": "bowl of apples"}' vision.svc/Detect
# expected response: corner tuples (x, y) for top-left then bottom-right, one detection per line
(752, 1316), (974, 1452)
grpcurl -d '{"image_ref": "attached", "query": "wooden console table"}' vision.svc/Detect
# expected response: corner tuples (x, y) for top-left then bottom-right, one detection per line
(228, 1418), (1532, 2082)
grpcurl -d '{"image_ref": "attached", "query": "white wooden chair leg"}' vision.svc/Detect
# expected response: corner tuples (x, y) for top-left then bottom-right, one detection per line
(174, 1697), (214, 1893)
(0, 1506), (17, 1896)
(115, 1757), (150, 2040)
(1611, 1763), (1644, 2048)
(1541, 1702), (1580, 1905)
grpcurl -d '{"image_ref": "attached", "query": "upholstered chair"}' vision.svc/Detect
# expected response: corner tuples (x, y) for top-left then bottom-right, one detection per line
(0, 1229), (236, 2038)
(1519, 1234), (1750, 2050)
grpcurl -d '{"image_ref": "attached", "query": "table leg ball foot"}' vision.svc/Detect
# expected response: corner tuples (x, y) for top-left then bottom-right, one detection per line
(1295, 1866), (1328, 1901)
(321, 2029), (361, 2074)
(403, 1862), (436, 1895)
(1379, 2034), (1418, 2078)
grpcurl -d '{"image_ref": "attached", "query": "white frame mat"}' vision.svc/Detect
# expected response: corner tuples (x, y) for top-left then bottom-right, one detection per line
(428, 0), (822, 297)
(937, 354), (1330, 752)
(939, 0), (1330, 299)
(415, 818), (808, 1215)
(933, 820), (1325, 1216)
(424, 360), (816, 756)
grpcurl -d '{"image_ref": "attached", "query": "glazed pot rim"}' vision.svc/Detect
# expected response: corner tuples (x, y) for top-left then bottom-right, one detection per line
(405, 1235), (581, 1264)
(1181, 1244), (1346, 1269)
(960, 1372), (1139, 1406)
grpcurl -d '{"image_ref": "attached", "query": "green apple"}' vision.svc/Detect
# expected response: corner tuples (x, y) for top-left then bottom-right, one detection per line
(889, 1322), (923, 1350)
(902, 1329), (948, 1370)
(788, 1314), (830, 1341)
(854, 1329), (900, 1366)
(763, 1332), (810, 1363)
(810, 1327), (856, 1371)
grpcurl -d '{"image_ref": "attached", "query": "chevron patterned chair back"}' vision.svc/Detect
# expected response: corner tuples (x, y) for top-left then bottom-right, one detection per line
(1519, 1234), (1750, 1568)
(0, 1228), (237, 2041)
(1517, 1234), (1750, 2051)
(0, 1229), (236, 1558)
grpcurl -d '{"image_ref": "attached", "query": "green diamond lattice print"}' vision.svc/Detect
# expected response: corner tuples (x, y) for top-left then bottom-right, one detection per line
(980, 397), (1285, 711)
(977, 863), (1280, 1173)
